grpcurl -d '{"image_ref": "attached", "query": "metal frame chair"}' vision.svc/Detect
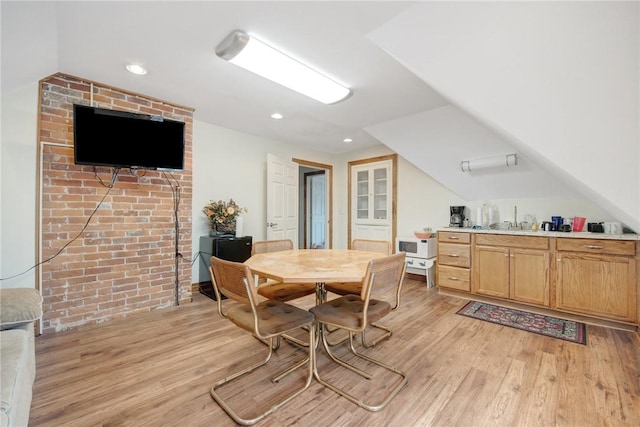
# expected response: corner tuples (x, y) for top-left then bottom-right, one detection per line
(324, 239), (398, 347)
(208, 256), (316, 425)
(310, 252), (408, 411)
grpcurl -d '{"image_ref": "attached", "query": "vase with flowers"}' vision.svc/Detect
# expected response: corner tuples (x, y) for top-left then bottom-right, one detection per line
(203, 198), (247, 236)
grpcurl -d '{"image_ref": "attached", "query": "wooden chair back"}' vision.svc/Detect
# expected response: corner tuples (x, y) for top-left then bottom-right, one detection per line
(252, 239), (294, 256)
(361, 252), (406, 304)
(351, 239), (391, 256)
(209, 256), (259, 307)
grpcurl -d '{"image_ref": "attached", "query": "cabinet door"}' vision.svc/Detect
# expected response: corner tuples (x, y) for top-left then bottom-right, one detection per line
(372, 166), (388, 221)
(438, 243), (470, 268)
(352, 161), (390, 224)
(556, 253), (636, 322)
(473, 245), (509, 298)
(352, 224), (391, 242)
(510, 248), (550, 307)
(355, 169), (369, 220)
(438, 265), (470, 292)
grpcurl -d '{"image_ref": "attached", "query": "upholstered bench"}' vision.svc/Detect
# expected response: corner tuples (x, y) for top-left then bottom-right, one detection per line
(0, 288), (43, 427)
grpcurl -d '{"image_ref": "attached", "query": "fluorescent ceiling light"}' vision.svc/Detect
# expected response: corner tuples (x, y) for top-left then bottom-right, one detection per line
(216, 30), (352, 105)
(460, 153), (518, 172)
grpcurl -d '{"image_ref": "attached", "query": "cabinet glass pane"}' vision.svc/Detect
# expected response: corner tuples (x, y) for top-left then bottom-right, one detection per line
(373, 167), (387, 220)
(374, 195), (387, 219)
(373, 167), (387, 181)
(356, 170), (369, 219)
(357, 196), (368, 219)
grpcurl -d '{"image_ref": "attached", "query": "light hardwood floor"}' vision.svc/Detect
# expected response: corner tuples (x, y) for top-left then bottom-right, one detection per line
(30, 278), (640, 426)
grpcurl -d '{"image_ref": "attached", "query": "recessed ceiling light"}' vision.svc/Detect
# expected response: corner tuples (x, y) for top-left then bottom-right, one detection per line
(126, 64), (147, 75)
(343, 138), (353, 143)
(270, 113), (284, 120)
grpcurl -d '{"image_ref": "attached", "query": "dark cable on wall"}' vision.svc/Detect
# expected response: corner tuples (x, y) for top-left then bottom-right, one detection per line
(162, 171), (182, 306)
(0, 168), (120, 281)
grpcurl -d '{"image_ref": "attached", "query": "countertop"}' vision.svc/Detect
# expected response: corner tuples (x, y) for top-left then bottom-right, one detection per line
(436, 227), (640, 241)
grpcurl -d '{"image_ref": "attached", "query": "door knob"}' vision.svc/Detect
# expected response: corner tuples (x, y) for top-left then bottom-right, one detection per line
(267, 222), (278, 228)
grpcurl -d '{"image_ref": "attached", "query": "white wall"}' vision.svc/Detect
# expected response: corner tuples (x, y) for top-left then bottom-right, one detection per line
(1, 0), (58, 289)
(366, 105), (573, 201)
(191, 120), (336, 282)
(0, 83), (39, 288)
(369, 1), (640, 231)
(340, 145), (612, 245)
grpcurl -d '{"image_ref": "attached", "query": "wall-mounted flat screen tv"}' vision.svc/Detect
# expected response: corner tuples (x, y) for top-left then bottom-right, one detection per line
(73, 104), (185, 170)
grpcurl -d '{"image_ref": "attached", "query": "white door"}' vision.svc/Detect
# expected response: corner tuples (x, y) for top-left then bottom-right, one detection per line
(267, 153), (299, 246)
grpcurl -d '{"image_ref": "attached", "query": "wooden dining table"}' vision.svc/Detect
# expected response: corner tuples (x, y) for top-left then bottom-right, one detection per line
(244, 248), (386, 301)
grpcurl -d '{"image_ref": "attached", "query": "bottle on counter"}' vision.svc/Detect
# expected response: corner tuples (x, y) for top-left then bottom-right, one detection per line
(481, 203), (490, 228)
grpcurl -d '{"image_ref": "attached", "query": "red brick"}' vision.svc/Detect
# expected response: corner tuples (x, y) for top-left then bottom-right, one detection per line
(40, 74), (193, 332)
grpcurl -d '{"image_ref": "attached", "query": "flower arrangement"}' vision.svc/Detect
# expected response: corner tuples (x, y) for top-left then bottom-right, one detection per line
(202, 198), (247, 231)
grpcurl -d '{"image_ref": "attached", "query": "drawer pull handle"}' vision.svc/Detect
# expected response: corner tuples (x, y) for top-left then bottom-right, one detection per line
(447, 254), (460, 257)
(448, 277), (460, 281)
(584, 245), (604, 249)
(447, 236), (460, 240)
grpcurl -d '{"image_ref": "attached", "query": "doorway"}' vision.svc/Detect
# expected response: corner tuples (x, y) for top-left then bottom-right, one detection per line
(304, 170), (326, 248)
(293, 158), (333, 249)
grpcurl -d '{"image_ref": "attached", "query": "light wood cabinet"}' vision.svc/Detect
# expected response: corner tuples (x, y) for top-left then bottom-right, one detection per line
(473, 245), (510, 298)
(438, 230), (639, 326)
(510, 248), (551, 306)
(473, 240), (550, 306)
(437, 231), (471, 292)
(556, 239), (636, 322)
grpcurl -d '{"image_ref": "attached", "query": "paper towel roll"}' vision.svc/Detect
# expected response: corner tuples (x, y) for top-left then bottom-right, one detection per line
(476, 207), (483, 227)
(235, 216), (244, 237)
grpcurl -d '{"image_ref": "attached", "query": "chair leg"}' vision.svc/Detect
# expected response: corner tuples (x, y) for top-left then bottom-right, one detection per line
(361, 322), (392, 348)
(326, 322), (391, 348)
(211, 327), (315, 426)
(281, 325), (311, 348)
(320, 329), (372, 379)
(313, 326), (408, 412)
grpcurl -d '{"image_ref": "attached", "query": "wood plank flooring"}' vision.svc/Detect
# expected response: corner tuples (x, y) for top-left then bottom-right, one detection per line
(30, 278), (640, 426)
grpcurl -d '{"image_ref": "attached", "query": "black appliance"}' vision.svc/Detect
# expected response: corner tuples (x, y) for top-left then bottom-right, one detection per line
(198, 235), (252, 300)
(73, 104), (185, 170)
(450, 206), (466, 228)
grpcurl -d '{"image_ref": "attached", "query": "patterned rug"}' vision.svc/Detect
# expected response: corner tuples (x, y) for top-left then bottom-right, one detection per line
(457, 301), (586, 345)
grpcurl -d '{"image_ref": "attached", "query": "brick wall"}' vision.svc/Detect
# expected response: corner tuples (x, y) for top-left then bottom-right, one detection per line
(38, 73), (193, 333)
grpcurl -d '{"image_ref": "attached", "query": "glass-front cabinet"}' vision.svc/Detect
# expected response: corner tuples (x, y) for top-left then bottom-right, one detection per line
(350, 158), (394, 242)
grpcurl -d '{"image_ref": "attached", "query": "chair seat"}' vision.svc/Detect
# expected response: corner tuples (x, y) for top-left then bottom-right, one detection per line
(228, 300), (314, 336)
(257, 281), (316, 302)
(310, 295), (391, 330)
(324, 281), (361, 296)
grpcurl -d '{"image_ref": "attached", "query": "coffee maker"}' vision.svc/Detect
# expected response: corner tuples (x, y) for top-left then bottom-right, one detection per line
(450, 206), (466, 227)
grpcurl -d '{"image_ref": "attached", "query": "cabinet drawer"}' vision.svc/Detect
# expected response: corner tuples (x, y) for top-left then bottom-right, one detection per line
(475, 234), (549, 250)
(437, 265), (470, 291)
(438, 231), (471, 244)
(557, 238), (635, 256)
(438, 243), (470, 268)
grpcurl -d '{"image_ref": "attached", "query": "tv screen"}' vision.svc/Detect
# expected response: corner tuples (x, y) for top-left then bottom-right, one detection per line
(73, 104), (185, 170)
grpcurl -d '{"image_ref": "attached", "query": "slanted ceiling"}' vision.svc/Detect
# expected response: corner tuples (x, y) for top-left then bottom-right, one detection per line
(365, 1), (639, 231)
